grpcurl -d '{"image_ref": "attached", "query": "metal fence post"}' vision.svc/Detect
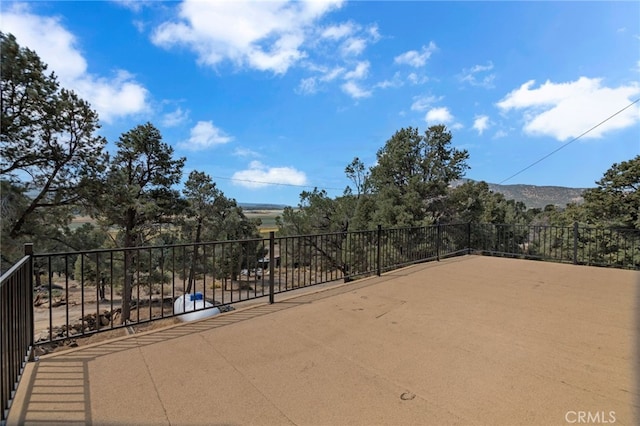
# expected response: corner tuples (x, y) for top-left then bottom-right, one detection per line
(436, 221), (441, 261)
(573, 222), (578, 265)
(376, 224), (382, 276)
(24, 243), (35, 362)
(467, 222), (472, 255)
(343, 230), (351, 283)
(268, 232), (275, 304)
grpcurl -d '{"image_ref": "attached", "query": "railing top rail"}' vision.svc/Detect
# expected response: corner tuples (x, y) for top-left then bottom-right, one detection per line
(437, 222), (469, 227)
(33, 236), (269, 258)
(480, 222), (639, 232)
(375, 223), (470, 233)
(276, 230), (350, 239)
(0, 254), (30, 288)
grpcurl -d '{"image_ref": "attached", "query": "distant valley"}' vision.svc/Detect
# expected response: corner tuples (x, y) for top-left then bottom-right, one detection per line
(240, 182), (591, 212)
(239, 203), (288, 211)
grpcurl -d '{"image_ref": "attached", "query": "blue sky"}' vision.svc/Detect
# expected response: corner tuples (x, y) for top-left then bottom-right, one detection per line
(2, 1), (639, 206)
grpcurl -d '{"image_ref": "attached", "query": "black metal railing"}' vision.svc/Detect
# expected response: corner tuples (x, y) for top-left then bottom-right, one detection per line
(8, 221), (640, 353)
(1, 244), (34, 424)
(29, 223), (469, 346)
(472, 223), (640, 269)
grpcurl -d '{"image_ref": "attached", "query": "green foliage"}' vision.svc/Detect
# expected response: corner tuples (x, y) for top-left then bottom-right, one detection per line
(277, 125), (470, 277)
(531, 156), (639, 231)
(96, 122), (185, 246)
(369, 125), (469, 227)
(344, 157), (371, 198)
(582, 155), (639, 229)
(278, 188), (350, 235)
(1, 180), (32, 269)
(444, 181), (531, 225)
(277, 189), (351, 273)
(71, 223), (112, 286)
(180, 170), (261, 291)
(281, 125), (470, 232)
(1, 32), (107, 266)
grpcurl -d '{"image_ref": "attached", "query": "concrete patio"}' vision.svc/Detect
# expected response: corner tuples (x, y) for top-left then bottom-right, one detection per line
(7, 256), (639, 425)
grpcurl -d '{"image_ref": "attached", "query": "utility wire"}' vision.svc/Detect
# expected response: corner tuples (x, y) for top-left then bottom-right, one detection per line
(499, 98), (640, 185)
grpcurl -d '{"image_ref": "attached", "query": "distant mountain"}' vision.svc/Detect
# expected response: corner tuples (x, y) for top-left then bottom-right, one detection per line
(487, 183), (589, 209)
(453, 180), (590, 209)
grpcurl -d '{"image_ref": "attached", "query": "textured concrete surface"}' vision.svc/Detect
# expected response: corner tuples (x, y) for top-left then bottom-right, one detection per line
(8, 256), (639, 425)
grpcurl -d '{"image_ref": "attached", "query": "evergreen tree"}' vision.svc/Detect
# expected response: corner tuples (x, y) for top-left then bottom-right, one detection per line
(1, 32), (107, 267)
(582, 155), (639, 229)
(94, 123), (185, 322)
(181, 170), (260, 292)
(369, 125), (469, 227)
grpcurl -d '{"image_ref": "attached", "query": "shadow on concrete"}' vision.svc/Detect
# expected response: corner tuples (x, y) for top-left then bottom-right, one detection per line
(10, 258), (426, 425)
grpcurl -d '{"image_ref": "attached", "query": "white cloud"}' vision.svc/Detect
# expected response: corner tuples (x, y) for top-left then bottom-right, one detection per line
(3, 6), (86, 81)
(152, 0), (343, 75)
(75, 71), (149, 122)
(321, 22), (355, 40)
(425, 107), (453, 124)
(375, 72), (403, 89)
(132, 20), (146, 33)
(321, 21), (377, 57)
(425, 106), (463, 130)
(341, 81), (371, 99)
(344, 61), (369, 80)
(233, 147), (260, 158)
(297, 77), (318, 95)
(407, 72), (428, 85)
(497, 77), (640, 141)
(232, 161), (307, 189)
(340, 37), (366, 56)
(341, 61), (372, 97)
(411, 95), (441, 112)
(297, 65), (346, 94)
(374, 80), (395, 89)
(460, 61), (496, 88)
(294, 19), (379, 99)
(2, 5), (150, 123)
(493, 129), (508, 139)
(162, 107), (189, 127)
(473, 115), (490, 135)
(112, 1), (155, 13)
(321, 66), (345, 81)
(367, 24), (381, 42)
(394, 42), (437, 67)
(179, 121), (233, 150)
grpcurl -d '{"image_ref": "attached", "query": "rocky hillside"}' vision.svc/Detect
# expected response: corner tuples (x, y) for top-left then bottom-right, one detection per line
(452, 180), (590, 209)
(488, 183), (589, 209)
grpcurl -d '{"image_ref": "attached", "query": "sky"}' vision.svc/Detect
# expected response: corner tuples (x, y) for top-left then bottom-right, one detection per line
(2, 1), (639, 206)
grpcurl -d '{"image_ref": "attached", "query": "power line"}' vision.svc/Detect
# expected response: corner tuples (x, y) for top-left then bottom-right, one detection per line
(211, 175), (344, 191)
(498, 98), (640, 185)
